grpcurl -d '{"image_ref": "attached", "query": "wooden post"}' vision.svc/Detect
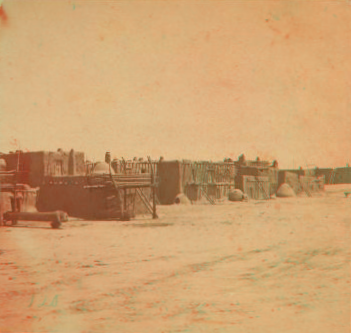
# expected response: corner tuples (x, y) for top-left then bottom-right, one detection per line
(124, 188), (127, 216)
(148, 156), (158, 219)
(152, 174), (157, 219)
(12, 151), (21, 224)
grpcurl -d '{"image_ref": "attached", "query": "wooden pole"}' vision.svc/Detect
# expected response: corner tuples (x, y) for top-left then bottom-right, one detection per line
(136, 188), (154, 215)
(124, 188), (127, 217)
(148, 156), (158, 219)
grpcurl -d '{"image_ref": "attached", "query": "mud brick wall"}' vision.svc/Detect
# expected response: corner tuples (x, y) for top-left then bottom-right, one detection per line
(278, 171), (300, 194)
(235, 175), (270, 200)
(157, 161), (183, 205)
(1, 150), (86, 187)
(333, 167), (351, 184)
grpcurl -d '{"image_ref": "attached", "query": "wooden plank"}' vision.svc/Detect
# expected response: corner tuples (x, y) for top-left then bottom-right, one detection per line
(136, 188), (154, 214)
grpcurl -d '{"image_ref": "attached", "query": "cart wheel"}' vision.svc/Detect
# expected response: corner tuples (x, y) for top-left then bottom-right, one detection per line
(51, 220), (61, 229)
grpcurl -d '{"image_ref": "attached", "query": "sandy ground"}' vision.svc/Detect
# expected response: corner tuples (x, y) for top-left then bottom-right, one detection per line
(0, 185), (350, 333)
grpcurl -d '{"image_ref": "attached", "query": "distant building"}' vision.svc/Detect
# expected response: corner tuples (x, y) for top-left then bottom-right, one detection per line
(0, 149), (85, 187)
(332, 166), (351, 184)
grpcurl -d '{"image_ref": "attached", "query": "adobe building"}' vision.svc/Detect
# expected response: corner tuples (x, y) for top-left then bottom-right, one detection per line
(314, 168), (334, 184)
(0, 150), (154, 220)
(157, 160), (235, 204)
(278, 167), (325, 195)
(332, 165), (351, 184)
(1, 149), (85, 187)
(234, 155), (279, 199)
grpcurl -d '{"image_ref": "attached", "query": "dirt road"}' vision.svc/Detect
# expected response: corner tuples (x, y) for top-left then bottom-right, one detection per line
(1, 185), (350, 333)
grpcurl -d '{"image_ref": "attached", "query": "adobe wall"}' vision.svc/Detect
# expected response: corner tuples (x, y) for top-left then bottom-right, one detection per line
(157, 161), (182, 205)
(1, 150), (85, 187)
(333, 167), (351, 184)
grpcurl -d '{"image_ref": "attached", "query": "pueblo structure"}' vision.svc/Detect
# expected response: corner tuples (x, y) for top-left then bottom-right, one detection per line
(0, 148), (348, 226)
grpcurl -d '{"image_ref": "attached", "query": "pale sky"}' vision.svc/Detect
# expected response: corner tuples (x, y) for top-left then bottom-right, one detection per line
(0, 0), (350, 168)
